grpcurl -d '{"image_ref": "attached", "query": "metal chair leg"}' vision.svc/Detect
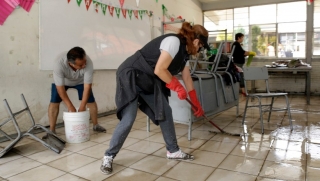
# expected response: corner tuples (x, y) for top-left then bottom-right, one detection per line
(267, 97), (275, 122)
(242, 97), (250, 125)
(257, 97), (264, 134)
(285, 95), (293, 131)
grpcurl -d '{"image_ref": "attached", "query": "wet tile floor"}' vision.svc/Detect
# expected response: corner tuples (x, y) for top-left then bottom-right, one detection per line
(0, 95), (320, 181)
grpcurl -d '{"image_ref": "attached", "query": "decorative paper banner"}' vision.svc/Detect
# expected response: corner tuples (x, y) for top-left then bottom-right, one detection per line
(101, 4), (107, 15)
(5, 0), (20, 7)
(85, 0), (92, 11)
(76, 0), (82, 7)
(128, 9), (133, 19)
(115, 7), (121, 18)
(307, 0), (314, 5)
(95, 1), (100, 12)
(162, 4), (183, 22)
(19, 0), (36, 12)
(108, 5), (114, 17)
(138, 10), (144, 20)
(136, 0), (139, 7)
(68, 0), (151, 20)
(0, 0), (16, 25)
(133, 10), (138, 19)
(121, 8), (127, 18)
(119, 0), (124, 8)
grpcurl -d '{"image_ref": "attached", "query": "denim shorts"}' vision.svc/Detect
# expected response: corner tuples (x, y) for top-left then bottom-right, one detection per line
(50, 83), (95, 103)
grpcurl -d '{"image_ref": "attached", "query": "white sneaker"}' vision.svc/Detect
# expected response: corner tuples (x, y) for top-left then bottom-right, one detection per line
(100, 156), (113, 174)
(167, 149), (194, 160)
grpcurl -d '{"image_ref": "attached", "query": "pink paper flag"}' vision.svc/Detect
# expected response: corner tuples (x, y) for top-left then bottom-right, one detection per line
(133, 10), (138, 19)
(108, 5), (114, 17)
(85, 0), (92, 11)
(0, 1), (16, 25)
(121, 8), (126, 18)
(119, 0), (124, 8)
(4, 0), (20, 8)
(19, 0), (36, 12)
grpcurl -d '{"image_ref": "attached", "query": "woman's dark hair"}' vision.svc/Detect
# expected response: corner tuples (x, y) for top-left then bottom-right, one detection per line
(177, 22), (209, 55)
(67, 47), (86, 64)
(235, 33), (244, 41)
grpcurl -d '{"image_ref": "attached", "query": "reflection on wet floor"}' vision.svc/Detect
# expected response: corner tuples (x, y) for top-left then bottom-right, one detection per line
(0, 95), (320, 181)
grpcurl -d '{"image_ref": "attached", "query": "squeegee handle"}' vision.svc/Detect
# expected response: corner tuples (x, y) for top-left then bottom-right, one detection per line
(185, 98), (225, 133)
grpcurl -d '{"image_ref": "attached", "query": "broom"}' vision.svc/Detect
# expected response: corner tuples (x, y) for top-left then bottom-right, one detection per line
(186, 98), (241, 136)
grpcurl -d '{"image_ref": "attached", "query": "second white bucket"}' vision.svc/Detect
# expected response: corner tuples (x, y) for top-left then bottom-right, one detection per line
(63, 110), (90, 143)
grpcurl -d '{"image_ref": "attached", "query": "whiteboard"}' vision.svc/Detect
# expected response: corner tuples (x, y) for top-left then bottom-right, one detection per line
(39, 0), (151, 70)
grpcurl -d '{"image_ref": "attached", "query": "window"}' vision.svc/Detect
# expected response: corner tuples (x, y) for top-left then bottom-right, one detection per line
(250, 5), (276, 25)
(204, 1), (307, 58)
(314, 0), (320, 55)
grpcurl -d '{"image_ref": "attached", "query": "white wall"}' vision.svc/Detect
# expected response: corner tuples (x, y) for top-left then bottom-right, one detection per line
(0, 0), (203, 133)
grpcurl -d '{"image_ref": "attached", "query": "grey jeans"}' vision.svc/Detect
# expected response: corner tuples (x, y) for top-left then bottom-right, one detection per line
(234, 63), (245, 88)
(105, 89), (179, 158)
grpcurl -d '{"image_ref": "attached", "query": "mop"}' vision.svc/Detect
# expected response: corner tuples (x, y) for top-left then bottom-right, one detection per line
(186, 98), (241, 136)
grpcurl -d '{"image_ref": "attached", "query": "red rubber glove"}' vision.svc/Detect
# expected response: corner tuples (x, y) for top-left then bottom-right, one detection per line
(166, 76), (187, 100)
(188, 90), (204, 117)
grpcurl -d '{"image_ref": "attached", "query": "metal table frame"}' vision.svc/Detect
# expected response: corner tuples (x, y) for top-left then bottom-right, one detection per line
(252, 67), (311, 104)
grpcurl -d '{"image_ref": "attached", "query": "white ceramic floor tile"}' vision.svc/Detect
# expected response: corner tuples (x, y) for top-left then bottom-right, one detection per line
(26, 149), (72, 164)
(113, 149), (147, 167)
(125, 140), (164, 154)
(130, 155), (178, 175)
(47, 153), (97, 172)
(78, 144), (109, 159)
(306, 166), (320, 181)
(176, 136), (207, 149)
(7, 165), (65, 181)
(107, 168), (158, 181)
(0, 151), (23, 165)
(12, 142), (47, 156)
(164, 161), (214, 181)
(191, 150), (227, 168)
(71, 160), (125, 181)
(0, 157), (42, 178)
(206, 168), (257, 181)
(230, 144), (270, 160)
(64, 141), (98, 152)
(51, 174), (88, 181)
(259, 161), (305, 181)
(199, 140), (238, 154)
(218, 155), (264, 175)
(89, 133), (113, 143)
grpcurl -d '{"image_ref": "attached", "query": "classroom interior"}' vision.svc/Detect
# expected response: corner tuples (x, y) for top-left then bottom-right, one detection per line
(1, 0), (320, 180)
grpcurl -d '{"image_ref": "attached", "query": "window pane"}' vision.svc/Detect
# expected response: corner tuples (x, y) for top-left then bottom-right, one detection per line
(278, 22), (306, 33)
(314, 28), (320, 55)
(204, 9), (233, 32)
(234, 26), (249, 51)
(234, 7), (248, 26)
(314, 0), (320, 27)
(250, 24), (276, 57)
(277, 2), (306, 23)
(250, 5), (276, 24)
(278, 22), (305, 58)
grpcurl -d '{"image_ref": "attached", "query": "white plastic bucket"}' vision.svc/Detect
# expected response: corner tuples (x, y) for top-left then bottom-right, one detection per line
(63, 110), (90, 143)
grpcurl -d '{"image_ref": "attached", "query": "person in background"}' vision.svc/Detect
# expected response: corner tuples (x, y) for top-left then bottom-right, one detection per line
(267, 43), (275, 57)
(100, 22), (208, 174)
(43, 47), (106, 139)
(232, 33), (249, 96)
